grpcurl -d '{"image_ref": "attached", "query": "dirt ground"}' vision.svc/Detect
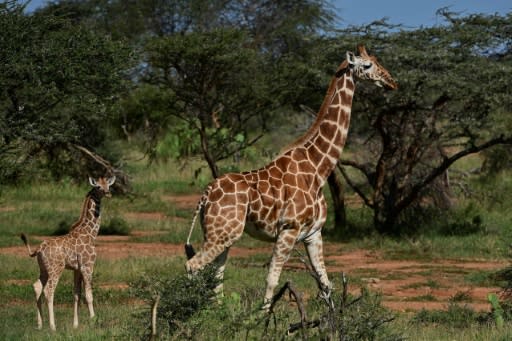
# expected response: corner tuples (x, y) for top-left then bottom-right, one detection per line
(3, 194), (508, 314)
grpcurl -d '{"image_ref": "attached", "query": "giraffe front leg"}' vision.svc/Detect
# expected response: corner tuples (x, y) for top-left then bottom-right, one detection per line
(43, 278), (59, 331)
(262, 228), (299, 311)
(81, 269), (95, 320)
(304, 230), (331, 295)
(73, 270), (82, 328)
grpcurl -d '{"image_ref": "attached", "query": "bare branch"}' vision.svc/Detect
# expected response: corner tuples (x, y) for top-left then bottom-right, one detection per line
(396, 135), (512, 213)
(73, 144), (114, 173)
(337, 163), (374, 208)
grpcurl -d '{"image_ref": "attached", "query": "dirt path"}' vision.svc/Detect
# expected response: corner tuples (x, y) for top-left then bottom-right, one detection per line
(3, 235), (506, 313)
(3, 193), (508, 313)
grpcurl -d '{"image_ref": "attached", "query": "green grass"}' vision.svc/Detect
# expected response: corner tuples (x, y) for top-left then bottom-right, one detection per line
(1, 157), (512, 339)
(398, 317), (512, 341)
(0, 304), (136, 341)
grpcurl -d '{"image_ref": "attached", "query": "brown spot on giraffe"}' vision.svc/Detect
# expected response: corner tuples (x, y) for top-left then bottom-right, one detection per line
(21, 176), (115, 331)
(185, 44), (397, 310)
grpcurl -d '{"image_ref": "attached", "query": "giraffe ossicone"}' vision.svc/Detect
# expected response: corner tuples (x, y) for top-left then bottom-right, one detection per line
(185, 44), (397, 310)
(21, 176), (115, 331)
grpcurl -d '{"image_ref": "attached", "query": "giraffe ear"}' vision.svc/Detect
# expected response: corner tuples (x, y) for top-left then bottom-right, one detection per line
(346, 51), (356, 68)
(89, 177), (98, 187)
(107, 176), (116, 187)
(357, 44), (370, 58)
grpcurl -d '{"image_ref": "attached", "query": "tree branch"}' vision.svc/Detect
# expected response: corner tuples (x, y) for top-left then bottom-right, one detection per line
(396, 135), (512, 213)
(337, 163), (374, 208)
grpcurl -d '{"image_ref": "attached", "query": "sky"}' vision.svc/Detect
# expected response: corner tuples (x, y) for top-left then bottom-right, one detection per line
(24, 0), (511, 28)
(331, 0), (511, 28)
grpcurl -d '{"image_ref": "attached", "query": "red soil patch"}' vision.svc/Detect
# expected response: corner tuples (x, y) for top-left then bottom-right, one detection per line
(3, 238), (507, 313)
(124, 212), (167, 221)
(3, 194), (508, 313)
(162, 194), (201, 209)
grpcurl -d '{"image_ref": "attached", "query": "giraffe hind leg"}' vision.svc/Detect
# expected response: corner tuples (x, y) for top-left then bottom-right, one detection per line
(185, 217), (245, 292)
(185, 197), (247, 272)
(73, 270), (82, 328)
(34, 259), (48, 330)
(33, 278), (45, 329)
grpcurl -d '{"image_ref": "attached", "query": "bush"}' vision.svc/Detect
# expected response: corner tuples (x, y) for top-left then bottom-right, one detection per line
(130, 264), (220, 338)
(320, 286), (404, 341)
(265, 274), (404, 341)
(52, 218), (74, 236)
(101, 216), (131, 235)
(52, 216), (131, 236)
(412, 303), (479, 328)
(440, 204), (486, 236)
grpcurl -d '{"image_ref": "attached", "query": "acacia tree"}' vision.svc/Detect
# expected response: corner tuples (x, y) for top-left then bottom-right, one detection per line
(143, 28), (274, 178)
(0, 1), (130, 182)
(329, 11), (512, 235)
(109, 0), (335, 179)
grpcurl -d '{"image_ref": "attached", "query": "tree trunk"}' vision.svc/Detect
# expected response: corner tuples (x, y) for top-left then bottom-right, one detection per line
(373, 201), (401, 236)
(198, 122), (219, 179)
(327, 169), (347, 234)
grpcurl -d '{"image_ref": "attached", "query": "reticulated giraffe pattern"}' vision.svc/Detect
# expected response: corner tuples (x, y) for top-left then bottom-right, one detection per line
(185, 45), (397, 309)
(21, 176), (115, 331)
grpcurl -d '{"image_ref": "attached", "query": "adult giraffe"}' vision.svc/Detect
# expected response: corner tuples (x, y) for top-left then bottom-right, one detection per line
(185, 45), (397, 310)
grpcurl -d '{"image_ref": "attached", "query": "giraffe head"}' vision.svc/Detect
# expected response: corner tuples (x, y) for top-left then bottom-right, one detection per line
(346, 44), (398, 90)
(88, 176), (116, 198)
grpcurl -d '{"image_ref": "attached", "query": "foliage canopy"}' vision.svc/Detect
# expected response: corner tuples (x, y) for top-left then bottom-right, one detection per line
(0, 1), (130, 182)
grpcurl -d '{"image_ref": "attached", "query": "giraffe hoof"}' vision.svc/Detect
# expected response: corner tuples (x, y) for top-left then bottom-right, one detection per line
(90, 315), (99, 324)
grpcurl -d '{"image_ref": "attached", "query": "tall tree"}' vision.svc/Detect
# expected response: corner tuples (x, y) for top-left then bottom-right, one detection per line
(110, 0), (336, 179)
(143, 28), (273, 177)
(0, 1), (130, 182)
(330, 11), (512, 235)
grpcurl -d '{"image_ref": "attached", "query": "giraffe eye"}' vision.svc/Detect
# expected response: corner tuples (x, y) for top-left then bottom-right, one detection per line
(363, 63), (372, 70)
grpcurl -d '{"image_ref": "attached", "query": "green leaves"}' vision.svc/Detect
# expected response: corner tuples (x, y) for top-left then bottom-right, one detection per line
(0, 3), (130, 182)
(331, 12), (512, 234)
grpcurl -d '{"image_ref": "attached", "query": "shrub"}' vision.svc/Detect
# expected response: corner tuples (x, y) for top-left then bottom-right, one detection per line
(52, 216), (131, 236)
(101, 216), (131, 235)
(412, 303), (479, 328)
(266, 274), (404, 341)
(130, 264), (220, 338)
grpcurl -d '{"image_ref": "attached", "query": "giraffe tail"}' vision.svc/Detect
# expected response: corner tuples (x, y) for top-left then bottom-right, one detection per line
(20, 233), (37, 257)
(185, 243), (196, 260)
(185, 192), (208, 260)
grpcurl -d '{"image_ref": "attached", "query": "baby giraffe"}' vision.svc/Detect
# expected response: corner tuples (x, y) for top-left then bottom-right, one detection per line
(21, 176), (115, 331)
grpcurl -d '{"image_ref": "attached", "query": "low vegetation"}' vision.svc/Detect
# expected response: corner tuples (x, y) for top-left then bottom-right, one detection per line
(0, 159), (511, 340)
(1, 0), (511, 339)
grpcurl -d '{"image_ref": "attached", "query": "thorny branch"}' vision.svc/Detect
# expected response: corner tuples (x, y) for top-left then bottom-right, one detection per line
(72, 143), (131, 193)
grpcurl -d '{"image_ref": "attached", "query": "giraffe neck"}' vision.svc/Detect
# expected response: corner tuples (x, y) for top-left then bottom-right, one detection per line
(279, 60), (350, 156)
(70, 189), (102, 239)
(305, 67), (355, 185)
